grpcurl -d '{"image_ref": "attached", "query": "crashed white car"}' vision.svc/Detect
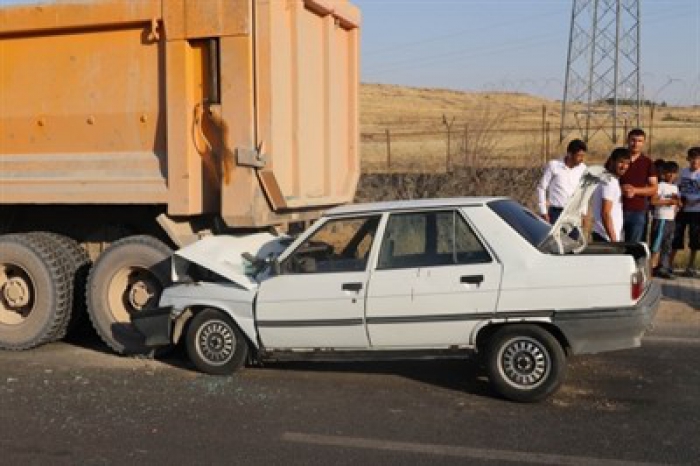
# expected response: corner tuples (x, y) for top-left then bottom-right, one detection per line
(134, 168), (659, 402)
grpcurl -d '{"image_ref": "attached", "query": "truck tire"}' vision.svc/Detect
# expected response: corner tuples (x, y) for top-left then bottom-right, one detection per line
(0, 234), (71, 350)
(86, 235), (172, 355)
(186, 309), (249, 375)
(30, 232), (91, 339)
(486, 324), (567, 403)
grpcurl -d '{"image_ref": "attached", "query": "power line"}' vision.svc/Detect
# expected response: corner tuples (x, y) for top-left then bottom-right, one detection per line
(364, 9), (562, 58)
(365, 8), (686, 82)
(365, 32), (559, 75)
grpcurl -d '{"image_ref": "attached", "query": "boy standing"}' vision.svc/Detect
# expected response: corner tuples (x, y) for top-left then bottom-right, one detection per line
(671, 147), (700, 277)
(592, 148), (631, 242)
(650, 161), (681, 278)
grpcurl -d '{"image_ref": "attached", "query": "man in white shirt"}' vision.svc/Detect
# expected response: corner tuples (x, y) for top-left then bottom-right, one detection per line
(537, 139), (588, 224)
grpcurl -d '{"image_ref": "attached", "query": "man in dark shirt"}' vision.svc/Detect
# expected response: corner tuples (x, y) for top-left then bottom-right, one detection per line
(619, 128), (658, 242)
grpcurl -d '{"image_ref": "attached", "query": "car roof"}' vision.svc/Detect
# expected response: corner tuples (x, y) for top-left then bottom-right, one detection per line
(325, 197), (507, 216)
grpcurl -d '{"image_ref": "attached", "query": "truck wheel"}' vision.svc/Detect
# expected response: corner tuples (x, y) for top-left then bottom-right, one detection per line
(186, 309), (248, 375)
(86, 235), (172, 355)
(30, 232), (91, 339)
(0, 234), (71, 350)
(486, 325), (566, 403)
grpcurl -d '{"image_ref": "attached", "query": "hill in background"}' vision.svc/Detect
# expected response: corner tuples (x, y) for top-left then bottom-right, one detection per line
(359, 82), (699, 172)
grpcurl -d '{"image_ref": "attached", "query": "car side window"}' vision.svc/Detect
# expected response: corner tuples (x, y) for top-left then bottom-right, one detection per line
(378, 210), (490, 269)
(282, 216), (381, 274)
(450, 211), (492, 264)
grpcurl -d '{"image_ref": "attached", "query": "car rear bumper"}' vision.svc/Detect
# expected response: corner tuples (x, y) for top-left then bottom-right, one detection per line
(553, 282), (661, 355)
(132, 306), (175, 347)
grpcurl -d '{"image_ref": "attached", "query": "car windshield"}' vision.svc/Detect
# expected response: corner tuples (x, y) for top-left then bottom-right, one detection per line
(488, 199), (551, 248)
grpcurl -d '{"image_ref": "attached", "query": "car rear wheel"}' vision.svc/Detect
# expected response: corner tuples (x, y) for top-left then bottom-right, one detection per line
(186, 309), (248, 375)
(486, 324), (566, 403)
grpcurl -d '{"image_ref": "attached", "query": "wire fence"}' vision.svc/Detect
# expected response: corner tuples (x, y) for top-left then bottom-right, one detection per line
(361, 122), (699, 173)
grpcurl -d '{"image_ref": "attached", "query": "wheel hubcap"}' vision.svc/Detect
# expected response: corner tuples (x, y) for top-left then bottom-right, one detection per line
(0, 264), (35, 325)
(499, 337), (550, 389)
(196, 320), (236, 366)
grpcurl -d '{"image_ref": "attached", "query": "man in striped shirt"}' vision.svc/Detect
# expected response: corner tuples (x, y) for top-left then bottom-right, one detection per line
(537, 139), (588, 224)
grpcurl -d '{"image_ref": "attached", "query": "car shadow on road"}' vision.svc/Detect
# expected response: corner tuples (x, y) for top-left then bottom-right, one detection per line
(260, 358), (495, 398)
(60, 324), (496, 397)
(59, 335), (500, 398)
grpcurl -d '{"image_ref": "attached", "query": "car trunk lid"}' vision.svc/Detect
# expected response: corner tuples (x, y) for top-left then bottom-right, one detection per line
(539, 165), (611, 255)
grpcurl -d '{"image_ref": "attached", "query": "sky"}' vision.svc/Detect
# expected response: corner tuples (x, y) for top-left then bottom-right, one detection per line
(355, 0), (700, 105)
(2, 0), (698, 105)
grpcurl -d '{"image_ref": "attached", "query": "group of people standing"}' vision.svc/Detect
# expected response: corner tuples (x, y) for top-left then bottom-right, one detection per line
(537, 129), (700, 279)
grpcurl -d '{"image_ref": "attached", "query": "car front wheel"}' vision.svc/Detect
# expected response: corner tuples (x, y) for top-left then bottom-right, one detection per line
(486, 324), (566, 403)
(186, 309), (249, 375)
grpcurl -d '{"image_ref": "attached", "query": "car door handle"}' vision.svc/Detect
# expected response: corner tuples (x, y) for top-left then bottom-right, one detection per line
(342, 282), (363, 292)
(460, 275), (484, 285)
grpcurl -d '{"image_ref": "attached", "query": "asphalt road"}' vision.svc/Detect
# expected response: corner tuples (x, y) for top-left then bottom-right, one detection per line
(0, 300), (698, 465)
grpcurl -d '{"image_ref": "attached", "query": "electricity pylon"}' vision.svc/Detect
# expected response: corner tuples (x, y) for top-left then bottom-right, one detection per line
(560, 0), (641, 144)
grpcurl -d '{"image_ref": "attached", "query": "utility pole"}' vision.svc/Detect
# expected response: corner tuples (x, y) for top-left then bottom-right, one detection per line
(560, 0), (641, 144)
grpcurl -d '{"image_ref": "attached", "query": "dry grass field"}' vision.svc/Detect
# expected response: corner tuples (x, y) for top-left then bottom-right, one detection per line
(356, 82), (699, 229)
(359, 83), (700, 174)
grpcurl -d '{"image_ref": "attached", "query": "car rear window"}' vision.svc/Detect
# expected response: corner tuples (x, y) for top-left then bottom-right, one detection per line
(488, 199), (550, 248)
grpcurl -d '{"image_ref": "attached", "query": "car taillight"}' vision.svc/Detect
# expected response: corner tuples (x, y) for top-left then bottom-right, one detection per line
(631, 270), (645, 300)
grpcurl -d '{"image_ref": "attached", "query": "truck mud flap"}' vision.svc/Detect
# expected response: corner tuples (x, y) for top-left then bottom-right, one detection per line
(131, 306), (173, 347)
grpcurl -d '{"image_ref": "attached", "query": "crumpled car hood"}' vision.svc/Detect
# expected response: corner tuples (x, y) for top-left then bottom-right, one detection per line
(172, 233), (289, 290)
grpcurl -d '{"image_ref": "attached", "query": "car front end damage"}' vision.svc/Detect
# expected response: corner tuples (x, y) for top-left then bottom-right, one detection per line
(133, 233), (288, 349)
(133, 281), (259, 348)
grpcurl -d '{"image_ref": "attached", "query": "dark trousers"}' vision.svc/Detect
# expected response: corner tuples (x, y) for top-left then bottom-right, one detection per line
(549, 206), (580, 239)
(623, 210), (648, 243)
(592, 231), (609, 242)
(548, 206), (564, 225)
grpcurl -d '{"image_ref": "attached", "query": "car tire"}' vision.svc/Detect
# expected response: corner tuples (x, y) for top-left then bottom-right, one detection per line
(486, 324), (566, 403)
(186, 309), (249, 375)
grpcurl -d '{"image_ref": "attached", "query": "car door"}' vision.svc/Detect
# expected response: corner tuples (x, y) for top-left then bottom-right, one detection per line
(366, 209), (502, 347)
(256, 215), (381, 349)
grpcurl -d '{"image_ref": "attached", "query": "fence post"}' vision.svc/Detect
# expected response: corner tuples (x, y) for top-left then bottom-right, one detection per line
(542, 105), (547, 164)
(442, 115), (455, 173)
(385, 129), (391, 171)
(545, 121), (551, 160)
(648, 104), (655, 157)
(463, 124), (469, 168)
(446, 127), (451, 172)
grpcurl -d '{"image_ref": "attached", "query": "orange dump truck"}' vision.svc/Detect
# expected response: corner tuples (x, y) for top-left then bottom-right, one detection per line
(0, 0), (360, 354)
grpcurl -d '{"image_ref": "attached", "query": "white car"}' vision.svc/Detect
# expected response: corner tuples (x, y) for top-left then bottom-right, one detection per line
(134, 171), (659, 402)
